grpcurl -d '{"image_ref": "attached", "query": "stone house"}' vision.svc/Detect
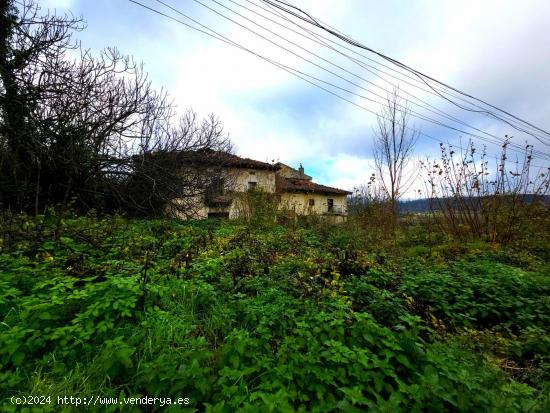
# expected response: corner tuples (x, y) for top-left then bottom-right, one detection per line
(275, 163), (350, 222)
(191, 151), (351, 221)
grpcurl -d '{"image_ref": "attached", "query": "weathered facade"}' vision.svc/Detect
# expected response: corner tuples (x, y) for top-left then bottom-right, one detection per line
(176, 151), (351, 220)
(275, 163), (350, 223)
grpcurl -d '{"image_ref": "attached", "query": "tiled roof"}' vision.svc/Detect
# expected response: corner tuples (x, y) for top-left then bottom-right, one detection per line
(194, 150), (278, 170)
(278, 177), (352, 195)
(136, 149), (278, 171)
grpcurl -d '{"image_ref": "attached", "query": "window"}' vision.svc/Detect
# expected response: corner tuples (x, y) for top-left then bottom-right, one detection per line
(308, 199), (315, 207)
(327, 198), (334, 212)
(205, 177), (228, 206)
(208, 177), (224, 194)
(248, 181), (257, 190)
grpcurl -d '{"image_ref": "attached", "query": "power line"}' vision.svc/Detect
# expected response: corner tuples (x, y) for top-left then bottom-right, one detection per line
(260, 0), (550, 143)
(244, 0), (550, 143)
(261, 0), (550, 143)
(127, 0), (550, 166)
(213, 0), (550, 156)
(210, 0), (522, 143)
(184, 0), (550, 159)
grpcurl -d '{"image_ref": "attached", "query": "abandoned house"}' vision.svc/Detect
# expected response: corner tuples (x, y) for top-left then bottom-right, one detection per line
(181, 150), (351, 221)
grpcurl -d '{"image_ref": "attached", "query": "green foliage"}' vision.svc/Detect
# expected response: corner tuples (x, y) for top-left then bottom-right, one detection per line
(233, 189), (280, 229)
(0, 211), (548, 411)
(400, 260), (550, 332)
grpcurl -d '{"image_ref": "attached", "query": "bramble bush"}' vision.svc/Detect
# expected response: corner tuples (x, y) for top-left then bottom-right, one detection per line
(400, 260), (550, 332)
(0, 211), (549, 412)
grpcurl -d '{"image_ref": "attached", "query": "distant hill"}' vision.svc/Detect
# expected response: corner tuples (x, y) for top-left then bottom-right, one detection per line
(398, 195), (550, 213)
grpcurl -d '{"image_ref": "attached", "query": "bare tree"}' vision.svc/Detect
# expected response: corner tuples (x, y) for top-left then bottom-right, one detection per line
(0, 0), (85, 212)
(117, 111), (234, 218)
(372, 87), (419, 216)
(0, 0), (233, 216)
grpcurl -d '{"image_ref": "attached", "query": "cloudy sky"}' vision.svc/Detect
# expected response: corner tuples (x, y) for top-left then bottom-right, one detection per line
(40, 0), (550, 195)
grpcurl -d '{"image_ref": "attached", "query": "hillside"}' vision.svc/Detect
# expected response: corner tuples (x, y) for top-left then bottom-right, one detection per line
(396, 195), (550, 213)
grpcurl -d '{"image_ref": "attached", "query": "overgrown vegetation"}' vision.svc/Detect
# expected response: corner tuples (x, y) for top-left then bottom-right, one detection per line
(1, 206), (548, 412)
(422, 139), (550, 244)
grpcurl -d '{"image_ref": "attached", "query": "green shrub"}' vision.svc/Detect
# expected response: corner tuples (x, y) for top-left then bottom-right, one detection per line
(1, 212), (548, 411)
(400, 260), (550, 331)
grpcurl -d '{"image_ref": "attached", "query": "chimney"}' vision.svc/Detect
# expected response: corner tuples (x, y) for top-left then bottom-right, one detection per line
(298, 163), (304, 177)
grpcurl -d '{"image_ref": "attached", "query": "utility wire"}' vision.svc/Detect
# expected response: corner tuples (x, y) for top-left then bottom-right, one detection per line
(185, 0), (549, 159)
(305, 9), (550, 141)
(255, 0), (550, 157)
(262, 0), (550, 141)
(127, 0), (550, 166)
(213, 0), (550, 152)
(245, 0), (550, 143)
(261, 0), (550, 143)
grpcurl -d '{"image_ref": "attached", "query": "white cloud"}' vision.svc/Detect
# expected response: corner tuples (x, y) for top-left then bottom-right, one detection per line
(39, 0), (76, 11)
(323, 154), (375, 191)
(205, 0), (546, 189)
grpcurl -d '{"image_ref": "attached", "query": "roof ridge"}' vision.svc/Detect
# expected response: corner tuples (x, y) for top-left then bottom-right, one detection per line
(281, 176), (351, 195)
